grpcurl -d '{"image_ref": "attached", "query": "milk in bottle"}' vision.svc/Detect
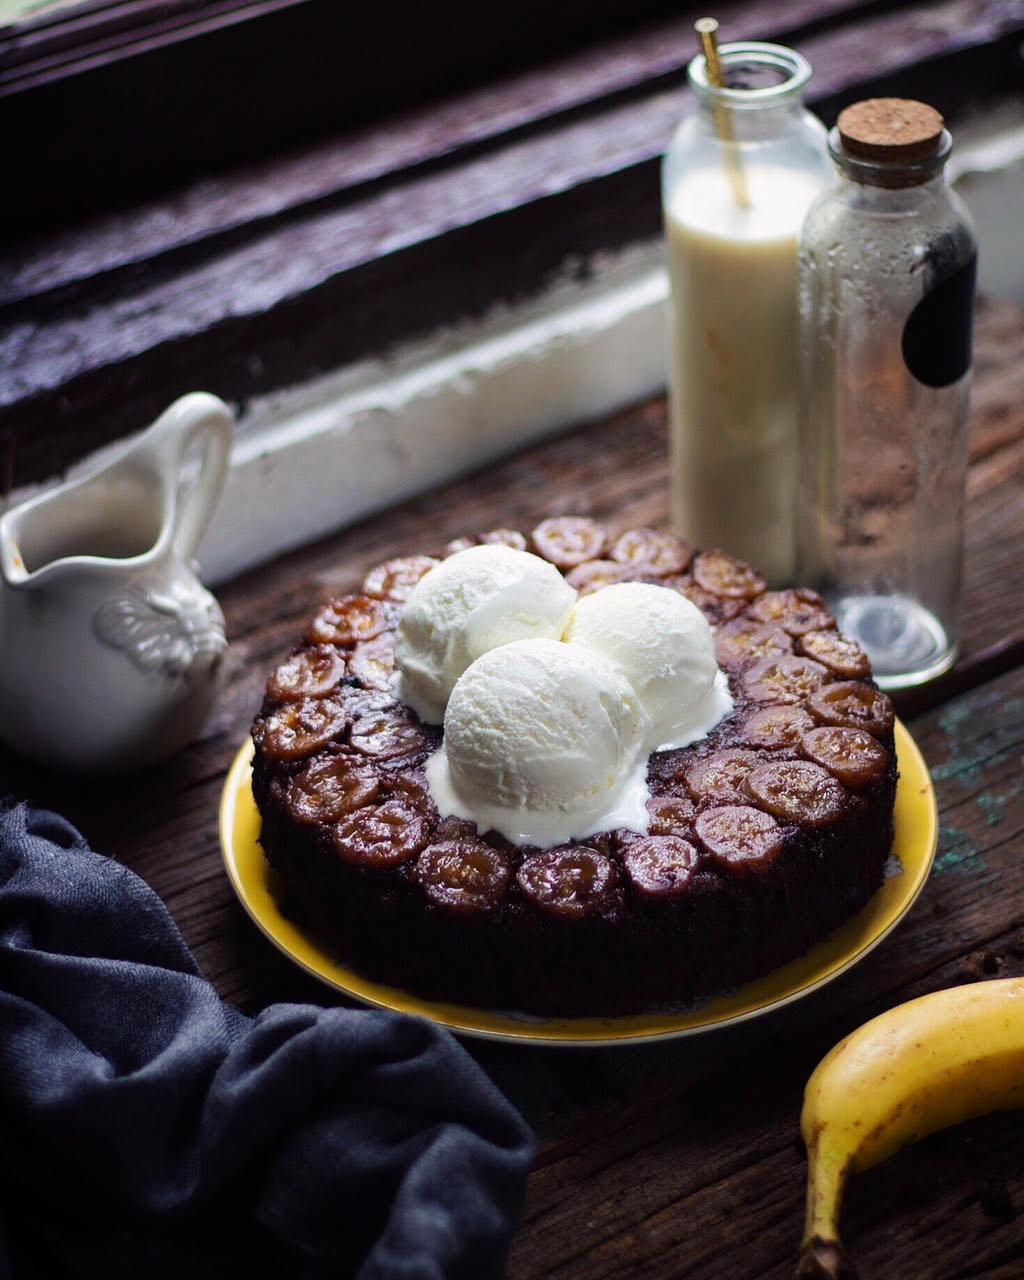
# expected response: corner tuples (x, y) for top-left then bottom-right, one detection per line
(662, 38), (831, 584)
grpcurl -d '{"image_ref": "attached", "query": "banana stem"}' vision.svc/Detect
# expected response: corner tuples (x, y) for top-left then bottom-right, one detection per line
(795, 1237), (859, 1280)
(796, 1142), (857, 1279)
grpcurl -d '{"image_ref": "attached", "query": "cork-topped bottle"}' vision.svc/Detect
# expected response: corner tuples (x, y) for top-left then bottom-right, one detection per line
(796, 98), (977, 690)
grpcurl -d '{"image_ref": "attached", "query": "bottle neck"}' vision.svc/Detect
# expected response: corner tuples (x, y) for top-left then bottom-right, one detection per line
(693, 90), (808, 141)
(689, 40), (813, 140)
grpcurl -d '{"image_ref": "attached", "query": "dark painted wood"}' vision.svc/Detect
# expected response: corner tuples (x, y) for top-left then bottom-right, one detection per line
(0, 0), (898, 307)
(0, 0), (680, 233)
(2, 0), (1023, 489)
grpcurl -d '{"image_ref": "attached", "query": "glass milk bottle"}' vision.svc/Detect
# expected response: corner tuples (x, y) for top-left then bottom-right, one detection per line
(662, 40), (832, 585)
(796, 99), (977, 690)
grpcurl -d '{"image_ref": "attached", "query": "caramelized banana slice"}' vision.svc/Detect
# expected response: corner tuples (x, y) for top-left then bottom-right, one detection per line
(266, 644), (346, 702)
(387, 768), (438, 815)
(645, 791), (697, 835)
(740, 655), (830, 705)
(350, 708), (435, 760)
(531, 515), (607, 567)
(415, 839), (511, 912)
(255, 696), (351, 761)
(565, 559), (635, 595)
(739, 705), (814, 751)
(668, 576), (749, 625)
(714, 619), (792, 671)
(333, 796), (431, 867)
(286, 752), (381, 823)
(807, 681), (895, 738)
(798, 629), (872, 678)
(338, 683), (399, 721)
(444, 529), (528, 555)
(747, 588), (834, 636)
(695, 805), (785, 873)
(623, 835), (700, 896)
(610, 527), (691, 575)
(517, 847), (617, 918)
(691, 549), (767, 599)
(306, 594), (389, 646)
(362, 555), (439, 602)
(744, 760), (847, 826)
(685, 749), (767, 806)
(801, 726), (889, 788)
(432, 814), (480, 843)
(348, 633), (396, 691)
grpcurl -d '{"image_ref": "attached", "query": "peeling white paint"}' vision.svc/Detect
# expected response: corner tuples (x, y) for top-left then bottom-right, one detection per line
(197, 248), (671, 582)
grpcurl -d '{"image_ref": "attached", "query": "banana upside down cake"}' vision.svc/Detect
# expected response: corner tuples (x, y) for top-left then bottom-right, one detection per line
(251, 518), (898, 1017)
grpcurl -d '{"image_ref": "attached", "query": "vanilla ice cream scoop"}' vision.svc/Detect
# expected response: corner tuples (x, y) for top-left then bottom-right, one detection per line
(565, 581), (732, 749)
(394, 545), (577, 724)
(426, 638), (652, 846)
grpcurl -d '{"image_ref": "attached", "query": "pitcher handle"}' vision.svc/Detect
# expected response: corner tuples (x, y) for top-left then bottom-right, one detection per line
(140, 392), (235, 563)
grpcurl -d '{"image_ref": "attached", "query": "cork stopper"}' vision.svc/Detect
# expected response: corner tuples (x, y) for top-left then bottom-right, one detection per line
(837, 98), (945, 164)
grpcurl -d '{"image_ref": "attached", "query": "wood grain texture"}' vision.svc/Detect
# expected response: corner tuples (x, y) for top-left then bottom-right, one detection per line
(0, 0), (918, 306)
(501, 662), (1024, 1280)
(0, 0), (681, 231)
(0, 296), (1021, 1278)
(3, 0), (1023, 487)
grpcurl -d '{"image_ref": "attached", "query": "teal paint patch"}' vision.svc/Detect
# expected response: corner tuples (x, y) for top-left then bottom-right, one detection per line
(931, 696), (1024, 784)
(934, 824), (981, 873)
(929, 736), (1020, 784)
(938, 702), (975, 736)
(931, 751), (994, 783)
(978, 792), (1011, 827)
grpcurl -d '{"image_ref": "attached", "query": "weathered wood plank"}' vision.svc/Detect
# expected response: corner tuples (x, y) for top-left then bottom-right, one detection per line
(0, 0), (910, 306)
(500, 664), (1024, 1279)
(3, 0), (1023, 486)
(0, 297), (1020, 1277)
(0, 0), (679, 232)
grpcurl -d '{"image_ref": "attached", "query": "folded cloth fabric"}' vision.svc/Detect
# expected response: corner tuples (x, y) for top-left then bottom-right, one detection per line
(0, 802), (534, 1280)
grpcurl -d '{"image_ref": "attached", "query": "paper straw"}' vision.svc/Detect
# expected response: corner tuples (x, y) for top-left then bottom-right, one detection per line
(695, 17), (750, 208)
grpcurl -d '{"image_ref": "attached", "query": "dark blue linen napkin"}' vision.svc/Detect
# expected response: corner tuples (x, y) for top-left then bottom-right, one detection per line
(0, 802), (534, 1279)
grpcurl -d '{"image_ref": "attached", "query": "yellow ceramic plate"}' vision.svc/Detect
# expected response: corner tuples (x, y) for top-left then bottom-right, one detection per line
(220, 720), (937, 1046)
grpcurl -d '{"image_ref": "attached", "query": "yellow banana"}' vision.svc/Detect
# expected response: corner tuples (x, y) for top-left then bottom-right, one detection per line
(797, 977), (1024, 1279)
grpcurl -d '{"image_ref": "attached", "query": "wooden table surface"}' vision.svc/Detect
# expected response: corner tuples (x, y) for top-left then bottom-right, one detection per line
(3, 294), (1023, 1279)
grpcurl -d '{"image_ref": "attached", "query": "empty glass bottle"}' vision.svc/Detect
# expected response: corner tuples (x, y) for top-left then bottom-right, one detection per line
(796, 99), (977, 690)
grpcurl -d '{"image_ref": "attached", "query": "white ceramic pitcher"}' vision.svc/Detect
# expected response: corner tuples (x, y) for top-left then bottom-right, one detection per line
(0, 392), (234, 772)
